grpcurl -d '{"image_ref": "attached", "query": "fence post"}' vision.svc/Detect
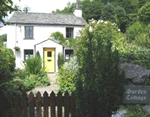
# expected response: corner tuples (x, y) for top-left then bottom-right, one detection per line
(70, 92), (77, 117)
(57, 91), (62, 117)
(43, 91), (49, 117)
(4, 93), (13, 117)
(13, 94), (21, 117)
(36, 92), (42, 117)
(21, 92), (28, 117)
(64, 91), (69, 117)
(50, 91), (56, 117)
(29, 92), (35, 117)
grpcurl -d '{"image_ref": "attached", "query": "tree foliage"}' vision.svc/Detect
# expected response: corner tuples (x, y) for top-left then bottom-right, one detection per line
(82, 0), (104, 21)
(74, 20), (125, 117)
(138, 2), (150, 24)
(0, 0), (20, 23)
(55, 2), (75, 14)
(50, 31), (66, 44)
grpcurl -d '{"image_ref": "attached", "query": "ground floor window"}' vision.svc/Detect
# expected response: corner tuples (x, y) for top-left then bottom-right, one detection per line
(24, 49), (33, 60)
(65, 49), (73, 61)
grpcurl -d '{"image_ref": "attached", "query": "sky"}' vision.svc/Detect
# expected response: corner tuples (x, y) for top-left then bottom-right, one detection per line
(4, 0), (76, 21)
(0, 0), (77, 35)
(13, 0), (76, 13)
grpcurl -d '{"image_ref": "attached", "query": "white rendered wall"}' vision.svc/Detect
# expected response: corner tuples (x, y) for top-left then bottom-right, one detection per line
(6, 24), (83, 71)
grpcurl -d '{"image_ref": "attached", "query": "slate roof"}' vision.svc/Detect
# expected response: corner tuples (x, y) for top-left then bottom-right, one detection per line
(8, 12), (86, 26)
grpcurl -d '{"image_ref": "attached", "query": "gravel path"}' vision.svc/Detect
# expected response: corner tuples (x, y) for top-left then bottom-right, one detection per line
(27, 73), (60, 96)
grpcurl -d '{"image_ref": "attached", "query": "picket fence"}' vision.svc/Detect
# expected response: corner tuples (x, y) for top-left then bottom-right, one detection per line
(5, 91), (77, 117)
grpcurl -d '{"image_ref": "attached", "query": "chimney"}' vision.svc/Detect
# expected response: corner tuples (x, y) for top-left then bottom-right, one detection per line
(74, 0), (82, 17)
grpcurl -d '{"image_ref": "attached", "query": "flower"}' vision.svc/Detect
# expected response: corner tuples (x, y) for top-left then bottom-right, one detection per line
(112, 23), (116, 25)
(104, 21), (107, 24)
(91, 20), (95, 23)
(89, 26), (93, 32)
(97, 20), (100, 24)
(90, 18), (94, 21)
(118, 29), (121, 32)
(100, 20), (103, 23)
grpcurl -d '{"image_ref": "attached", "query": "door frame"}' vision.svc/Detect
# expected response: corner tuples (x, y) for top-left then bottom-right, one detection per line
(43, 47), (56, 73)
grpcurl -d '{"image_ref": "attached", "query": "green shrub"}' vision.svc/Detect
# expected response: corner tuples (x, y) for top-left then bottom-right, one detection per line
(24, 54), (42, 74)
(138, 2), (150, 24)
(124, 104), (149, 117)
(36, 51), (41, 58)
(57, 52), (64, 69)
(50, 31), (66, 44)
(74, 20), (125, 116)
(0, 34), (7, 42)
(3, 69), (28, 95)
(4, 77), (26, 95)
(57, 56), (79, 95)
(0, 46), (15, 84)
(126, 22), (145, 41)
(23, 69), (50, 90)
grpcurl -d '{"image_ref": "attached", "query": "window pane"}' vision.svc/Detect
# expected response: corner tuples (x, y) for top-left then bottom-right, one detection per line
(30, 27), (33, 37)
(24, 50), (33, 60)
(66, 28), (73, 38)
(47, 52), (52, 57)
(25, 27), (29, 38)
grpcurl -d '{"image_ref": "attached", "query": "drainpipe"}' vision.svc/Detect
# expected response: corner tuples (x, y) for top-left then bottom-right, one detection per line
(15, 23), (17, 46)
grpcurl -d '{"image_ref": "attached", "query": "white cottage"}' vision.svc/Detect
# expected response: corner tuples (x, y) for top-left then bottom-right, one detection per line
(6, 1), (86, 73)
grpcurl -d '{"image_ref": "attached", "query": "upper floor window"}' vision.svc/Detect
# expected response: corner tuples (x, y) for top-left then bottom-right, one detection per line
(25, 26), (33, 38)
(66, 28), (73, 38)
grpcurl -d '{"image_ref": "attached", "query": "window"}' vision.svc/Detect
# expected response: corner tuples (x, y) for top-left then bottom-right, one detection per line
(66, 28), (74, 38)
(24, 50), (33, 60)
(65, 50), (73, 61)
(47, 52), (52, 57)
(25, 26), (33, 38)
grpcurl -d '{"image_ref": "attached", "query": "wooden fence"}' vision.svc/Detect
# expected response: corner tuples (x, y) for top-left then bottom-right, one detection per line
(5, 91), (77, 117)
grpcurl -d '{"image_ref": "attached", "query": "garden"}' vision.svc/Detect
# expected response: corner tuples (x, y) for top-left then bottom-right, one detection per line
(0, 43), (50, 95)
(54, 2), (150, 116)
(1, 0), (150, 116)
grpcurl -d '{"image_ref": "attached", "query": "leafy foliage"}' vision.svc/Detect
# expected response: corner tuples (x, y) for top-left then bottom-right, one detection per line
(126, 22), (145, 41)
(50, 31), (66, 44)
(14, 46), (20, 51)
(101, 3), (127, 32)
(57, 56), (79, 95)
(74, 20), (125, 116)
(23, 69), (50, 90)
(138, 2), (150, 24)
(24, 54), (42, 75)
(57, 52), (64, 69)
(124, 104), (149, 117)
(0, 34), (7, 41)
(102, 3), (116, 23)
(0, 0), (19, 23)
(55, 2), (75, 13)
(0, 46), (15, 81)
(82, 0), (103, 21)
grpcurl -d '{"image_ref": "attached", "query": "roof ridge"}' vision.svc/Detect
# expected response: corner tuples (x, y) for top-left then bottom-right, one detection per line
(15, 11), (73, 15)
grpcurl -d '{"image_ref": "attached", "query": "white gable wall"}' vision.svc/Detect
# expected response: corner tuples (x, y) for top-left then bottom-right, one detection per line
(6, 24), (83, 71)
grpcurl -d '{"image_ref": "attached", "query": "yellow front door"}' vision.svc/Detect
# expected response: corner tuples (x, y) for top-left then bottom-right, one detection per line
(44, 48), (55, 72)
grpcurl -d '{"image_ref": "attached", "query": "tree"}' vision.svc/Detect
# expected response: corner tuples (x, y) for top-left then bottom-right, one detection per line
(75, 20), (125, 117)
(82, 0), (104, 21)
(23, 6), (30, 13)
(101, 3), (127, 32)
(101, 3), (116, 22)
(138, 2), (150, 24)
(50, 31), (66, 44)
(55, 2), (75, 13)
(0, 0), (20, 23)
(0, 1), (17, 116)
